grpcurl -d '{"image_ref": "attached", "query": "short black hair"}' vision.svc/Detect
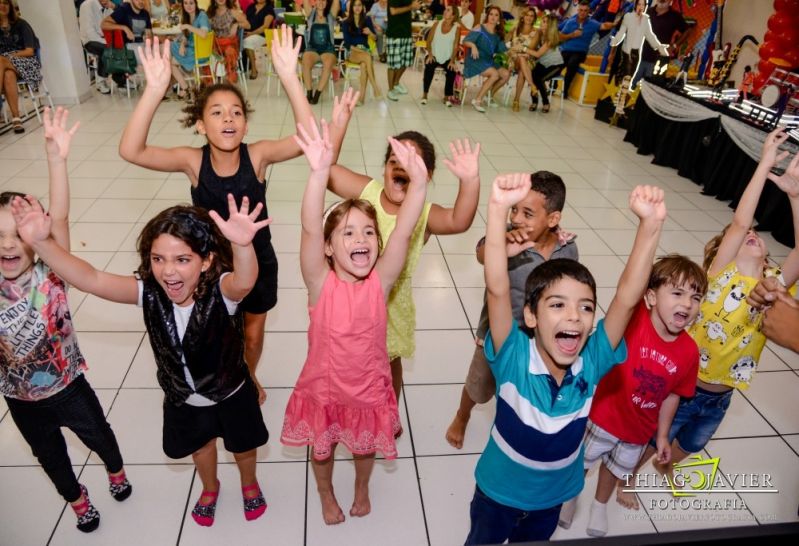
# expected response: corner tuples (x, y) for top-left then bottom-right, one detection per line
(525, 258), (597, 318)
(0, 191), (26, 207)
(530, 171), (566, 213)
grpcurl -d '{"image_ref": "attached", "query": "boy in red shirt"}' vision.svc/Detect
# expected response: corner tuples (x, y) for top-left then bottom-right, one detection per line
(558, 254), (708, 537)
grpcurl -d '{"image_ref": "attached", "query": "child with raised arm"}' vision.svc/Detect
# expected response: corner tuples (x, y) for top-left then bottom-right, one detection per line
(281, 120), (427, 525)
(0, 108), (131, 534)
(326, 106), (481, 402)
(445, 171), (578, 449)
(119, 30), (320, 405)
(631, 130), (799, 485)
(558, 254), (708, 537)
(466, 175), (666, 544)
(12, 194), (272, 528)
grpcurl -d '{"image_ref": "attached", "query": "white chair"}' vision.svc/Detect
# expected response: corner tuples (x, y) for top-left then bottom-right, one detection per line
(17, 80), (54, 122)
(86, 52), (99, 83)
(547, 74), (565, 108)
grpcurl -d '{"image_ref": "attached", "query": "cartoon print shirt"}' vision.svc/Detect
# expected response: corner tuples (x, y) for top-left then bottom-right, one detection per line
(688, 262), (781, 390)
(590, 302), (698, 444)
(0, 260), (86, 401)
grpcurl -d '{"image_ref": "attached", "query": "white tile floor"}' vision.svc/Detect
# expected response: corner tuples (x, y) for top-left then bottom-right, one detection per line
(1, 64), (798, 546)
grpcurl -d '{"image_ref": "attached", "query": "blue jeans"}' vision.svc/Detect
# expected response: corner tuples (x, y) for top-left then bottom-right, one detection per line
(649, 387), (733, 454)
(465, 486), (561, 545)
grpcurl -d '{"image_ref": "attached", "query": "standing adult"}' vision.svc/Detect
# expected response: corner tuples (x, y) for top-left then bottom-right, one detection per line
(0, 0), (41, 134)
(609, 0), (668, 87)
(558, 0), (613, 98)
(634, 0), (688, 87)
(79, 0), (114, 94)
(385, 0), (420, 101)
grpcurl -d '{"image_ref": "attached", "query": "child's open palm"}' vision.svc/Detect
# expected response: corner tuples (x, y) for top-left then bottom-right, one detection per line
(10, 196), (51, 245)
(43, 107), (80, 160)
(389, 137), (427, 184)
(331, 88), (359, 129)
(768, 151), (799, 199)
(209, 195), (272, 247)
(490, 173), (530, 208)
(629, 185), (666, 221)
(761, 128), (790, 168)
(294, 119), (334, 172)
(271, 25), (302, 79)
(137, 37), (173, 93)
(443, 138), (480, 182)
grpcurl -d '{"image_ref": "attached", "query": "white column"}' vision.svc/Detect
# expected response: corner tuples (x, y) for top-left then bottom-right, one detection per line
(17, 0), (92, 104)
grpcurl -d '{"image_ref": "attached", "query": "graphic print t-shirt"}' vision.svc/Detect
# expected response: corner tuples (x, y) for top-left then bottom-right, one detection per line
(0, 261), (86, 401)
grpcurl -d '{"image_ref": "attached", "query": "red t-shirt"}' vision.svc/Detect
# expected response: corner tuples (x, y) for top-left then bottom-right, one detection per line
(589, 302), (698, 444)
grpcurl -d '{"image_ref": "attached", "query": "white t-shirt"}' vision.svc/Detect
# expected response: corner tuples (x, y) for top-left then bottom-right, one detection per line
(138, 274), (242, 406)
(79, 0), (112, 45)
(460, 10), (475, 30)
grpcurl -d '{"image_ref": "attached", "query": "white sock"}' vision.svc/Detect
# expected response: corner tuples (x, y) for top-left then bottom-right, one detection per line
(558, 497), (578, 529)
(586, 499), (608, 537)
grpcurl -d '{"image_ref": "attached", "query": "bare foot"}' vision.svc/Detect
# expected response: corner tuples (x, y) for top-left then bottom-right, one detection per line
(615, 483), (640, 510)
(318, 490), (345, 525)
(349, 484), (371, 518)
(445, 412), (468, 449)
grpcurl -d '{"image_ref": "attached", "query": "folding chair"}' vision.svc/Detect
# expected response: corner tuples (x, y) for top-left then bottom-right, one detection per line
(194, 30), (216, 86)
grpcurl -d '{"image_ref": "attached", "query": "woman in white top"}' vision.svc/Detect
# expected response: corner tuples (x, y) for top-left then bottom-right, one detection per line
(609, 0), (668, 87)
(147, 0), (171, 21)
(421, 3), (461, 106)
(458, 0), (474, 29)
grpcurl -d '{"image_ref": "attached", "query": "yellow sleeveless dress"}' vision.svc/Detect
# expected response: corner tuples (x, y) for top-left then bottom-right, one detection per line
(360, 180), (432, 359)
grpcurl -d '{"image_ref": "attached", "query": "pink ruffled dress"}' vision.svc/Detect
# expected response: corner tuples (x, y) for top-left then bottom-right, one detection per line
(281, 269), (401, 460)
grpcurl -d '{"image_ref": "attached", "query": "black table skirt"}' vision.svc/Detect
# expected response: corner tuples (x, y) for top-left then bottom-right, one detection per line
(623, 96), (794, 248)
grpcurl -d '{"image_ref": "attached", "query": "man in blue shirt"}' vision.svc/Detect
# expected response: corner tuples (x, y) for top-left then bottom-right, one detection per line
(558, 0), (615, 98)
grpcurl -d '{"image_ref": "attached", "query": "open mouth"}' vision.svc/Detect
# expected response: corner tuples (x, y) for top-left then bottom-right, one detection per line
(673, 311), (689, 327)
(1, 255), (21, 269)
(221, 128), (237, 136)
(164, 280), (184, 298)
(351, 248), (370, 266)
(555, 330), (582, 355)
(391, 173), (409, 190)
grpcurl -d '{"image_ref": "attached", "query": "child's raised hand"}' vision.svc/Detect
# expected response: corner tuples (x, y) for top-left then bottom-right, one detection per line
(137, 37), (173, 93)
(271, 25), (302, 79)
(768, 151), (799, 199)
(443, 139), (480, 183)
(490, 173), (529, 208)
(629, 185), (666, 222)
(9, 195), (51, 245)
(389, 137), (428, 185)
(293, 118), (334, 172)
(760, 128), (790, 168)
(331, 88), (359, 129)
(209, 195), (272, 247)
(43, 107), (80, 160)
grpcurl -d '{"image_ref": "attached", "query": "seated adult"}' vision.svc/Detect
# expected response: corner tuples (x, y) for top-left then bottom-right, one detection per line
(242, 0), (274, 79)
(341, 0), (380, 104)
(557, 0), (614, 97)
(527, 12), (565, 113)
(170, 0), (210, 97)
(80, 0), (114, 94)
(300, 0), (339, 104)
(146, 0), (170, 21)
(420, 3), (460, 107)
(458, 0), (474, 30)
(102, 0), (153, 48)
(0, 0), (41, 134)
(507, 7), (536, 112)
(462, 5), (509, 113)
(208, 0), (249, 84)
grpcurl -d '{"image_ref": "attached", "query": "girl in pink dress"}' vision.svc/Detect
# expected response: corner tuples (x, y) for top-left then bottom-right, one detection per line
(281, 119), (428, 525)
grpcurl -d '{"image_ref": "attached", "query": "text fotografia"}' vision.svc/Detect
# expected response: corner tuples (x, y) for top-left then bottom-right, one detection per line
(621, 455), (779, 498)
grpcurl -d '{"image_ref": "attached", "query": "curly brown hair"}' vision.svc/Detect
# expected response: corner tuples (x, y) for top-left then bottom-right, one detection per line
(323, 199), (382, 268)
(136, 205), (233, 300)
(180, 83), (253, 129)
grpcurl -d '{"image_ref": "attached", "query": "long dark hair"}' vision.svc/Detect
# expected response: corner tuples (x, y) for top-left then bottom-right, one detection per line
(136, 205), (233, 300)
(0, 0), (19, 25)
(346, 0), (367, 35)
(207, 0), (234, 19)
(483, 6), (505, 40)
(181, 1), (205, 39)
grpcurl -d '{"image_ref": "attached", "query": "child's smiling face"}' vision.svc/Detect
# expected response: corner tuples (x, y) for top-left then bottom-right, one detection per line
(382, 140), (428, 207)
(0, 208), (35, 282)
(646, 281), (704, 338)
(326, 207), (380, 282)
(509, 190), (560, 245)
(150, 233), (212, 307)
(523, 277), (596, 369)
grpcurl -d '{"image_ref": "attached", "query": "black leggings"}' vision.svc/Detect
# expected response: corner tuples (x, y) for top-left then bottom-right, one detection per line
(561, 50), (586, 98)
(5, 375), (124, 503)
(531, 63), (565, 105)
(422, 60), (456, 97)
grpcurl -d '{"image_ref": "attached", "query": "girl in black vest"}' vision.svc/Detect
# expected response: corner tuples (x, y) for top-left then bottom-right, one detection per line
(11, 193), (272, 528)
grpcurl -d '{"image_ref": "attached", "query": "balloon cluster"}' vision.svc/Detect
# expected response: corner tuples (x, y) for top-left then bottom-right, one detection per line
(754, 0), (799, 92)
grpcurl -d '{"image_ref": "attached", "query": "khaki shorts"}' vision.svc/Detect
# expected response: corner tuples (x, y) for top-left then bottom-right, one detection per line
(464, 343), (496, 404)
(583, 420), (646, 479)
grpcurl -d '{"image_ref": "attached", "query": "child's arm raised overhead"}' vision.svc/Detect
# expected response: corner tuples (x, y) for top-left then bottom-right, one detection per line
(250, 25), (315, 165)
(603, 185), (666, 349)
(485, 173), (531, 352)
(43, 107), (80, 252)
(11, 196), (139, 305)
(767, 151), (799, 285)
(376, 139), (429, 292)
(708, 129), (789, 277)
(295, 119), (336, 303)
(326, 88), (371, 200)
(426, 139), (481, 235)
(211, 195), (273, 302)
(119, 38), (198, 179)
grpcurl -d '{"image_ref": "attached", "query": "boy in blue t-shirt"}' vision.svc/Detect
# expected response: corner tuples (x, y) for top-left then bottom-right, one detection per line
(466, 173), (666, 544)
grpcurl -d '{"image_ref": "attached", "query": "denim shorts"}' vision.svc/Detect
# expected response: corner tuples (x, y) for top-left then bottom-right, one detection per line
(650, 387), (733, 454)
